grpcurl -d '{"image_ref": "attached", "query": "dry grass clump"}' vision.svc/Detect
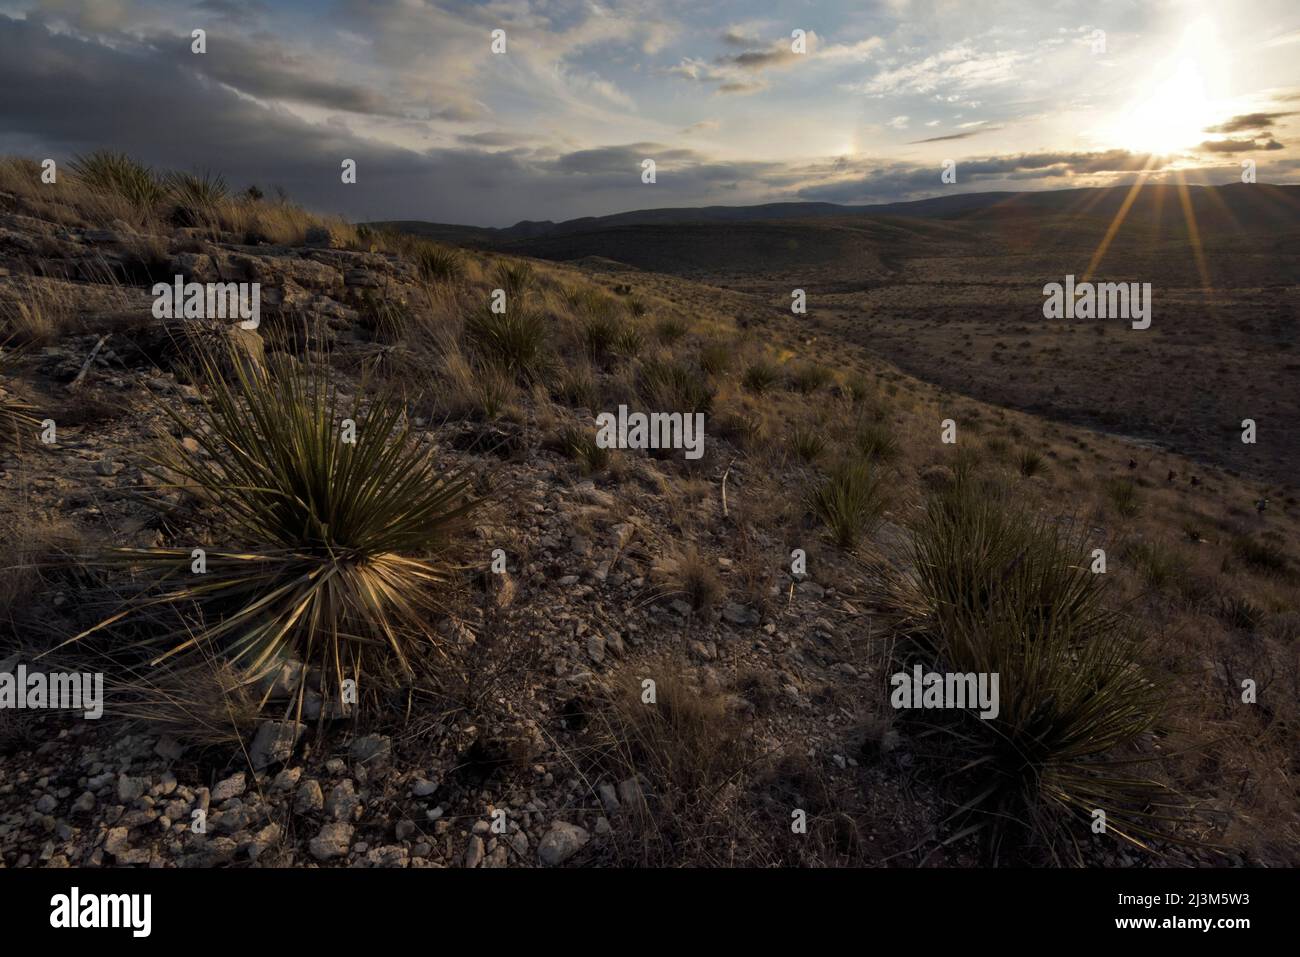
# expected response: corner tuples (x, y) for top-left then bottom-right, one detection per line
(637, 356), (714, 414)
(582, 661), (760, 866)
(808, 460), (889, 549)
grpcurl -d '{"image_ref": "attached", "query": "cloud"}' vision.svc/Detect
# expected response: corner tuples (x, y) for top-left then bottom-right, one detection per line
(798, 150), (1168, 203)
(1204, 112), (1294, 133)
(667, 29), (880, 96)
(154, 31), (408, 117)
(856, 42), (1031, 96)
(1198, 137), (1284, 153)
(908, 126), (1001, 143)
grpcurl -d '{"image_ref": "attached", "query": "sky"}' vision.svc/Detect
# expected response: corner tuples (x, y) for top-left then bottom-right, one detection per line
(1, 0), (1297, 226)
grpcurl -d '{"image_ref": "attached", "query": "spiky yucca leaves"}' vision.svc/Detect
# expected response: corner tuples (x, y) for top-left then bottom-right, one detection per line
(70, 150), (165, 210)
(165, 170), (229, 221)
(494, 260), (535, 303)
(464, 303), (549, 383)
(416, 243), (464, 282)
(807, 460), (888, 548)
(891, 481), (1186, 863)
(0, 344), (39, 449)
(638, 357), (714, 414)
(556, 424), (610, 474)
(741, 359), (780, 395)
(788, 424), (826, 463)
(72, 341), (482, 715)
(853, 421), (900, 462)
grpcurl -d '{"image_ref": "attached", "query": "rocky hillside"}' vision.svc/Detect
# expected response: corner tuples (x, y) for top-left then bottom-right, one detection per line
(0, 156), (1296, 869)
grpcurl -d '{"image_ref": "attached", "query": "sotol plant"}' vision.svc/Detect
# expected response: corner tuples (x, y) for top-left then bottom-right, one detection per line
(68, 339), (482, 715)
(890, 481), (1189, 863)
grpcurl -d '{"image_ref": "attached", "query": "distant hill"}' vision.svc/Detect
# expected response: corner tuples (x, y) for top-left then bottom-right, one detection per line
(370, 183), (1300, 252)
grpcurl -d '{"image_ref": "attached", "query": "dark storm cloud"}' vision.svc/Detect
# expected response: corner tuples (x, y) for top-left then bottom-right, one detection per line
(149, 31), (404, 116)
(1205, 112), (1294, 133)
(0, 16), (782, 224)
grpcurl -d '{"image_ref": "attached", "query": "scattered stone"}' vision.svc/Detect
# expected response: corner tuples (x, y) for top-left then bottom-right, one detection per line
(210, 772), (247, 803)
(250, 721), (306, 770)
(308, 823), (354, 861)
(537, 821), (589, 866)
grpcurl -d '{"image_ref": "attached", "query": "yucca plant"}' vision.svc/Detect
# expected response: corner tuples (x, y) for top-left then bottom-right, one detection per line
(853, 421), (900, 463)
(494, 260), (534, 303)
(166, 172), (230, 217)
(889, 481), (1187, 863)
(1016, 447), (1049, 477)
(655, 316), (689, 344)
(741, 359), (781, 395)
(67, 337), (482, 716)
(557, 424), (610, 475)
(1105, 477), (1141, 518)
(788, 424), (826, 463)
(638, 357), (714, 414)
(807, 460), (888, 549)
(552, 364), (599, 410)
(70, 150), (164, 210)
(416, 243), (464, 282)
(463, 304), (549, 384)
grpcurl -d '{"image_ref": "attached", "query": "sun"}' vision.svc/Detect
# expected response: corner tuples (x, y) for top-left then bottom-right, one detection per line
(1107, 18), (1225, 156)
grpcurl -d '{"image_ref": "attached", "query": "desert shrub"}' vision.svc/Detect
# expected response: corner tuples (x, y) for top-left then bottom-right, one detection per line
(415, 244), (464, 283)
(69, 150), (164, 210)
(70, 340), (482, 713)
(584, 662), (755, 865)
(1121, 539), (1182, 590)
(671, 546), (722, 611)
(741, 359), (780, 395)
(789, 362), (832, 394)
(1105, 477), (1141, 518)
(612, 323), (645, 360)
(655, 316), (689, 344)
(789, 424), (826, 463)
(557, 424), (610, 475)
(715, 410), (764, 449)
(0, 345), (39, 447)
(493, 260), (535, 302)
(552, 364), (599, 410)
(637, 357), (714, 414)
(853, 421), (900, 463)
(1217, 593), (1265, 631)
(842, 373), (874, 405)
(1231, 535), (1288, 576)
(699, 341), (732, 375)
(165, 170), (229, 225)
(1016, 448), (1049, 477)
(890, 482), (1180, 863)
(808, 460), (888, 548)
(582, 313), (622, 360)
(463, 304), (549, 384)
